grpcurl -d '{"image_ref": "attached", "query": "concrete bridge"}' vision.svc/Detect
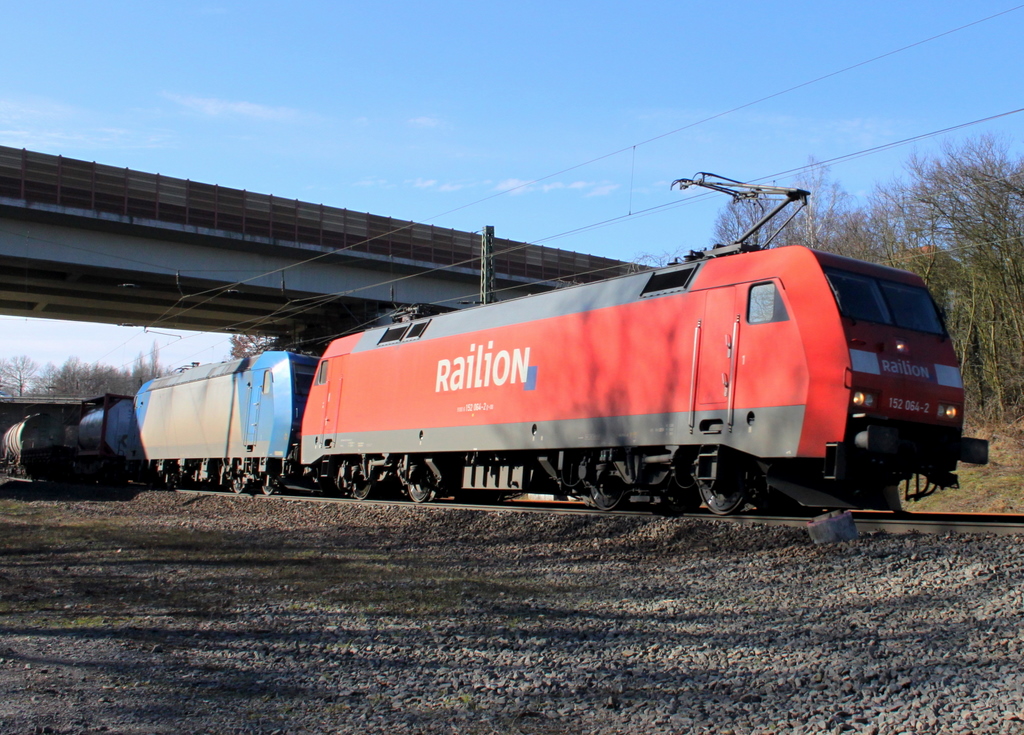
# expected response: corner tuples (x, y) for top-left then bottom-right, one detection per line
(0, 146), (635, 347)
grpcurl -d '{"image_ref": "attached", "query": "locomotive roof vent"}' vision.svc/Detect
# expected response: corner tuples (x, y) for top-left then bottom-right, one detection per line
(640, 265), (698, 298)
(671, 172), (809, 260)
(378, 325), (409, 344)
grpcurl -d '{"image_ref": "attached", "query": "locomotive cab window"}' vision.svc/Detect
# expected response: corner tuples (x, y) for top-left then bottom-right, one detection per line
(825, 270), (891, 324)
(294, 365), (315, 395)
(825, 268), (945, 335)
(262, 371), (273, 394)
(747, 282), (789, 324)
(878, 281), (944, 334)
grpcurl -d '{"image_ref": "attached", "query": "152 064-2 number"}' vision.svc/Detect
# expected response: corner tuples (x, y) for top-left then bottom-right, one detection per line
(889, 397), (930, 413)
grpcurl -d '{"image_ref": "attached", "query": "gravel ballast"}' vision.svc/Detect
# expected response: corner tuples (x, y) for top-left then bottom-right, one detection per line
(1, 483), (1023, 735)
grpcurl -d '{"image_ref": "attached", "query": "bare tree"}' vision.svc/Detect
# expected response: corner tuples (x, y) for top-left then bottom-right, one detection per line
(865, 135), (1024, 419)
(711, 197), (781, 249)
(230, 334), (280, 358)
(786, 161), (879, 258)
(33, 349), (165, 397)
(0, 355), (40, 396)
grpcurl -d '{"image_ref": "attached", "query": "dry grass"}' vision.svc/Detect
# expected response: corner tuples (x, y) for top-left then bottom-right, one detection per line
(908, 421), (1024, 513)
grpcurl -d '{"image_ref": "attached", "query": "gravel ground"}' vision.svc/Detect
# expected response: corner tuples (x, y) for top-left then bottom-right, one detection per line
(1, 480), (1024, 735)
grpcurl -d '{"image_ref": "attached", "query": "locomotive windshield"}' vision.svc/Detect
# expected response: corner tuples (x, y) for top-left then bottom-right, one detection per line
(825, 268), (944, 335)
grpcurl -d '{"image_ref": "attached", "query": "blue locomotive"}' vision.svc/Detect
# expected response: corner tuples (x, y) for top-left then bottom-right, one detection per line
(134, 351), (318, 493)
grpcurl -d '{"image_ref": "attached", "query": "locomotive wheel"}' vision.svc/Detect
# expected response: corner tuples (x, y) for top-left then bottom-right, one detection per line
(231, 475), (247, 494)
(406, 481), (436, 504)
(882, 485), (904, 512)
(402, 457), (442, 504)
(261, 475), (279, 496)
(351, 476), (376, 500)
(588, 477), (627, 511)
(696, 452), (756, 515)
(698, 480), (747, 515)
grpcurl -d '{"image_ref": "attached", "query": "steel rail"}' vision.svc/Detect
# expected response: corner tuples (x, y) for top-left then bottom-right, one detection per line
(171, 489), (1024, 536)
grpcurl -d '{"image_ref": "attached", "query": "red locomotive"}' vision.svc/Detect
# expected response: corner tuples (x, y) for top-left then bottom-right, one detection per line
(300, 175), (988, 514)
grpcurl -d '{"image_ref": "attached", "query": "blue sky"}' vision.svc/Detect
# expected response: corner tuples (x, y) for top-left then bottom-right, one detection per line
(3, 1), (1023, 370)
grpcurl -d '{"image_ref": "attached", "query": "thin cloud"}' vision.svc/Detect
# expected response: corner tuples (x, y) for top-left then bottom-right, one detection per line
(408, 116), (442, 128)
(587, 183), (620, 197)
(0, 97), (176, 151)
(495, 178), (533, 195)
(163, 93), (303, 122)
(495, 178), (619, 197)
(403, 178), (473, 193)
(354, 177), (392, 188)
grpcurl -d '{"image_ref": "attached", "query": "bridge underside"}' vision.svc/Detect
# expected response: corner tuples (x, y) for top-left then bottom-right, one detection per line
(0, 202), (448, 345)
(0, 145), (635, 351)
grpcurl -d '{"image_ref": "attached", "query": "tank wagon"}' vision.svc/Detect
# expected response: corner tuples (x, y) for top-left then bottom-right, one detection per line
(2, 413), (72, 479)
(135, 351), (318, 493)
(1, 395), (145, 481)
(75, 394), (143, 482)
(301, 176), (987, 513)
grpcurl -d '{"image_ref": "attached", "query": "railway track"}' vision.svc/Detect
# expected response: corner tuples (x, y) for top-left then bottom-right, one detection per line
(173, 487), (1024, 536)
(4, 474), (1017, 535)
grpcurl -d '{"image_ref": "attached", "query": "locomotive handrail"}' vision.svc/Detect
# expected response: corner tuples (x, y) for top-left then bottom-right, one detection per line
(689, 320), (701, 433)
(727, 315), (740, 432)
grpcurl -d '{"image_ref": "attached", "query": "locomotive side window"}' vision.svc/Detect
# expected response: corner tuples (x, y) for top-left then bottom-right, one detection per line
(747, 282), (789, 324)
(314, 360), (329, 386)
(262, 371), (273, 394)
(825, 270), (892, 324)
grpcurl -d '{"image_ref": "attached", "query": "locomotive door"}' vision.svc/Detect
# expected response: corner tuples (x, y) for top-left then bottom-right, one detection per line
(244, 369), (268, 448)
(694, 286), (740, 428)
(320, 356), (346, 447)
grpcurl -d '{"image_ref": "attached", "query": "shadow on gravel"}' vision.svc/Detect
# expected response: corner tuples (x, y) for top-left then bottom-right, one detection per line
(4, 485), (1015, 733)
(0, 476), (148, 502)
(0, 583), (1005, 735)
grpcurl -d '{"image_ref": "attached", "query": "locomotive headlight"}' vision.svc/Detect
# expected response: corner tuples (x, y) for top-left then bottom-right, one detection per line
(938, 403), (959, 420)
(852, 390), (877, 409)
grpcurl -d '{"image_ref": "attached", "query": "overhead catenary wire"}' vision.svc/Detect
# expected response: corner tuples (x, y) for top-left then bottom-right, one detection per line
(9, 97), (1024, 373)
(135, 4), (1024, 335)
(145, 101), (1024, 340)
(79, 99), (1024, 363)
(16, 5), (1023, 370)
